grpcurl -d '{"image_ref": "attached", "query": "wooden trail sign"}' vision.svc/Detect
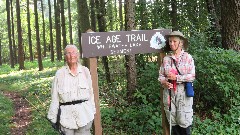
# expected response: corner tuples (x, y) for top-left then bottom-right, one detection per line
(81, 29), (171, 135)
(81, 29), (171, 58)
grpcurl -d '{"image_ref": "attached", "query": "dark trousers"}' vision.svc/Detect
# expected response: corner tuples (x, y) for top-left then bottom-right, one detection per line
(172, 125), (191, 135)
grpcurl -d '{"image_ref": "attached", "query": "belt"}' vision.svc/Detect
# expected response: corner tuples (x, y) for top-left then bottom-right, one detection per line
(60, 100), (87, 106)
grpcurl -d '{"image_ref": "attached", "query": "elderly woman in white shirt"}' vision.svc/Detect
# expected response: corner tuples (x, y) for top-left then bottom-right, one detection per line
(48, 44), (96, 135)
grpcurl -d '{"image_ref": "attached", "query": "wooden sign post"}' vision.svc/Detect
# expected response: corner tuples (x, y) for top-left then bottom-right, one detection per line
(81, 29), (171, 135)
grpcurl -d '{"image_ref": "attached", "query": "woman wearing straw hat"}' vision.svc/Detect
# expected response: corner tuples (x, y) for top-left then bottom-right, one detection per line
(158, 31), (195, 135)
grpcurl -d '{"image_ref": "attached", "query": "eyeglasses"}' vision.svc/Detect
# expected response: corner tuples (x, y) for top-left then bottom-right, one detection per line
(65, 52), (78, 56)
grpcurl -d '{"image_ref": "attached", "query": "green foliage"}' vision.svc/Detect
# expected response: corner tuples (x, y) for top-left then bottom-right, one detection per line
(188, 34), (240, 134)
(192, 48), (240, 114)
(0, 48), (239, 134)
(0, 93), (13, 135)
(100, 32), (240, 134)
(101, 61), (163, 134)
(193, 106), (240, 134)
(0, 58), (63, 134)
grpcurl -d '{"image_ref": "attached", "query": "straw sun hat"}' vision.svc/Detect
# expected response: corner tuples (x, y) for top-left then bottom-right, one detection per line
(164, 31), (189, 52)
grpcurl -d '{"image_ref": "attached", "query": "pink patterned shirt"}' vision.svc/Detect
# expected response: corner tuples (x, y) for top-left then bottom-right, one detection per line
(158, 50), (195, 84)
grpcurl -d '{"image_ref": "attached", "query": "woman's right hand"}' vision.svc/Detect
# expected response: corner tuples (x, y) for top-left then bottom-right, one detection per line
(161, 80), (173, 89)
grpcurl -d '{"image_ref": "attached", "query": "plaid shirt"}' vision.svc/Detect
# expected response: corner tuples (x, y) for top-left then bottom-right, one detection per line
(159, 50), (195, 84)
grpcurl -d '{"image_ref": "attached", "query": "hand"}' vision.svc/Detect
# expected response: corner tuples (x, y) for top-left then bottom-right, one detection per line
(167, 72), (177, 80)
(161, 80), (173, 89)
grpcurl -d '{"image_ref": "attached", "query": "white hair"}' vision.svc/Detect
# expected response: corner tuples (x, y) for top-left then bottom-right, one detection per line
(64, 44), (79, 55)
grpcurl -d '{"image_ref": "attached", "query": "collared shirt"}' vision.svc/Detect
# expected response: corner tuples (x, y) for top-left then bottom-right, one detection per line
(47, 64), (96, 129)
(158, 50), (195, 85)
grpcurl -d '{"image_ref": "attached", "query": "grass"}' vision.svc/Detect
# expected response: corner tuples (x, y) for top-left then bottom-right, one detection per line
(0, 92), (13, 135)
(0, 58), (63, 135)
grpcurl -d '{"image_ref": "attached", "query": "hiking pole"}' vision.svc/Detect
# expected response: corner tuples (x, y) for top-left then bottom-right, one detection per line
(24, 97), (65, 135)
(34, 94), (46, 107)
(168, 88), (172, 135)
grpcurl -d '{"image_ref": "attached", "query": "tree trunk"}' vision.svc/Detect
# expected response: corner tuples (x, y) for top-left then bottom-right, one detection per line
(137, 0), (147, 70)
(119, 0), (123, 30)
(114, 0), (118, 30)
(60, 0), (67, 49)
(67, 0), (73, 44)
(16, 0), (25, 70)
(27, 0), (33, 62)
(10, 0), (17, 64)
(90, 0), (96, 31)
(206, 0), (221, 47)
(77, 0), (91, 66)
(34, 0), (43, 71)
(220, 0), (240, 50)
(125, 0), (137, 104)
(78, 0), (91, 33)
(107, 1), (114, 30)
(6, 0), (14, 68)
(48, 0), (54, 62)
(76, 0), (81, 49)
(0, 37), (2, 66)
(95, 0), (111, 84)
(139, 0), (148, 30)
(41, 0), (47, 57)
(55, 0), (62, 60)
(171, 0), (178, 31)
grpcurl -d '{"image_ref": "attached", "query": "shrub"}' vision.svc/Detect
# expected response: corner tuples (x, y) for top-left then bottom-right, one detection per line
(192, 48), (240, 114)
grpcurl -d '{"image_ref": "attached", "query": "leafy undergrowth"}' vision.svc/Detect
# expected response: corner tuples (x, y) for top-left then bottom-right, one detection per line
(0, 92), (13, 135)
(0, 54), (239, 134)
(0, 59), (63, 135)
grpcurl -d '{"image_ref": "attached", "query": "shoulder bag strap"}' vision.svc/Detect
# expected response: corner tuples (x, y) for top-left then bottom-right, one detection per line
(170, 57), (181, 75)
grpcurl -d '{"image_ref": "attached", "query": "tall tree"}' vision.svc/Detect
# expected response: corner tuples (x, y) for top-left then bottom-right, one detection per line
(107, 0), (114, 30)
(138, 0), (148, 30)
(206, 0), (221, 47)
(55, 0), (62, 60)
(60, 0), (67, 48)
(41, 0), (47, 57)
(96, 0), (111, 84)
(16, 0), (25, 70)
(6, 0), (14, 68)
(76, 0), (82, 48)
(10, 0), (17, 64)
(114, 0), (118, 30)
(90, 0), (96, 31)
(125, 0), (137, 103)
(34, 0), (44, 71)
(136, 0), (148, 70)
(119, 0), (123, 30)
(0, 35), (2, 66)
(67, 0), (73, 44)
(77, 0), (91, 66)
(220, 0), (240, 50)
(27, 0), (33, 62)
(48, 0), (54, 62)
(171, 0), (178, 31)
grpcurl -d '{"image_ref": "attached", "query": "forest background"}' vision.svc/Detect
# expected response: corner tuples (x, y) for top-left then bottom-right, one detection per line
(0, 0), (240, 134)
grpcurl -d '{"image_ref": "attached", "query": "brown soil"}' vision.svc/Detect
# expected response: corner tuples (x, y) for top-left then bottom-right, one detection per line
(3, 91), (31, 135)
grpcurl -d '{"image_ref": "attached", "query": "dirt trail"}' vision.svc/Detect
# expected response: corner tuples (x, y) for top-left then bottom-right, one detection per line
(3, 91), (31, 135)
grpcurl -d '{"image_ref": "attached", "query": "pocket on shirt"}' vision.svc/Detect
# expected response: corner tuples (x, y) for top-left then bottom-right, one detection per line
(78, 84), (90, 97)
(78, 83), (89, 90)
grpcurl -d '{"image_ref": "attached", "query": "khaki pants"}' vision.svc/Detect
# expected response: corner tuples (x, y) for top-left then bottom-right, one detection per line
(61, 121), (93, 135)
(163, 83), (193, 128)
